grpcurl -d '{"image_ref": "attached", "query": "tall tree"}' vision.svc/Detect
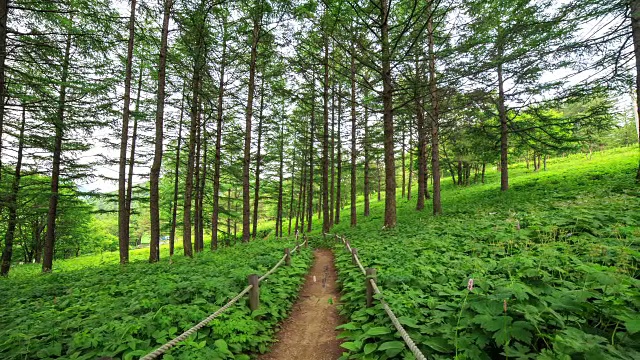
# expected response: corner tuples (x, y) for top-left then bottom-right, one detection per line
(117, 0), (137, 265)
(149, 0), (173, 263)
(242, 2), (263, 242)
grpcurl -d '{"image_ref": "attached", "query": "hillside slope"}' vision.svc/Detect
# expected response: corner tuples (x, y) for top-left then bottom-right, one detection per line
(332, 147), (640, 359)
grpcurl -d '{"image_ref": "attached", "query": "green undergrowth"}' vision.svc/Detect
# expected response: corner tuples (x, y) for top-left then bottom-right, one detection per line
(332, 147), (640, 359)
(0, 238), (311, 360)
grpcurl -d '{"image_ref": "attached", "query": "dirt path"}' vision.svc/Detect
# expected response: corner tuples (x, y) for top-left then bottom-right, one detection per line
(259, 249), (343, 360)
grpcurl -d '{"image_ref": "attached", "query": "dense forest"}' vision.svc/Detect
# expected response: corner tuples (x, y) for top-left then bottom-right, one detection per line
(0, 0), (639, 358)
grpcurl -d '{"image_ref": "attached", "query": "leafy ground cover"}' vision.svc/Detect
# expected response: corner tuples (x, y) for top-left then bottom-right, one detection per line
(332, 147), (640, 359)
(0, 238), (311, 360)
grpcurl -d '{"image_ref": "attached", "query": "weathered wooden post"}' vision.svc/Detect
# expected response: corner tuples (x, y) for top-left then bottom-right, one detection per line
(285, 248), (291, 266)
(345, 240), (350, 251)
(365, 268), (377, 307)
(335, 234), (339, 243)
(248, 274), (260, 310)
(304, 234), (308, 248)
(351, 248), (358, 265)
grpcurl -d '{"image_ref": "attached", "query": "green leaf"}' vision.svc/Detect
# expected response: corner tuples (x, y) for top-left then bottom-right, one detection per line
(365, 327), (391, 337)
(340, 342), (361, 352)
(624, 320), (640, 334)
(378, 341), (405, 351)
(423, 337), (453, 353)
(364, 343), (377, 354)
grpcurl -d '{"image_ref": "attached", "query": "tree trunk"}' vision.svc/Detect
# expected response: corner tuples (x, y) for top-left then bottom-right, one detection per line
(376, 155), (382, 202)
(329, 64), (335, 228)
(212, 24), (227, 250)
(401, 120), (406, 199)
(408, 122), (413, 201)
(307, 76), (316, 233)
(350, 35), (357, 227)
(633, 0), (640, 182)
(197, 121), (207, 250)
(415, 53), (426, 211)
(252, 76), (265, 239)
(1, 104), (26, 276)
(335, 83), (342, 224)
(381, 0), (396, 227)
(243, 14), (261, 242)
(428, 8), (442, 215)
(118, 0), (137, 265)
(288, 153), (296, 236)
(497, 51), (509, 191)
(182, 68), (200, 258)
(227, 188), (231, 245)
(126, 63), (143, 253)
(149, 0), (172, 263)
(321, 31), (331, 234)
(295, 156), (306, 234)
(482, 162), (486, 183)
(363, 91), (370, 217)
(277, 122), (285, 237)
(170, 93), (184, 257)
(194, 115), (202, 252)
(457, 160), (463, 185)
(299, 159), (307, 233)
(0, 0), (8, 187)
(42, 30), (72, 273)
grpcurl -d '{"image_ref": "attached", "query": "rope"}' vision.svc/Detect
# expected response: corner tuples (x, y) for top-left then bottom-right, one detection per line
(142, 239), (307, 360)
(141, 285), (253, 360)
(339, 235), (427, 360)
(259, 254), (287, 282)
(369, 279), (427, 360)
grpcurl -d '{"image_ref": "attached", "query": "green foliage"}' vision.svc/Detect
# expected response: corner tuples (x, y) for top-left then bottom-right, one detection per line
(0, 238), (312, 359)
(332, 147), (640, 359)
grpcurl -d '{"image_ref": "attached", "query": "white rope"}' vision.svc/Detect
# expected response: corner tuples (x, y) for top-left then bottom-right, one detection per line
(142, 238), (308, 359)
(340, 235), (427, 360)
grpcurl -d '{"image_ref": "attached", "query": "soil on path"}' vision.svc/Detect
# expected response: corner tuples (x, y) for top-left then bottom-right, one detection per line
(259, 249), (343, 360)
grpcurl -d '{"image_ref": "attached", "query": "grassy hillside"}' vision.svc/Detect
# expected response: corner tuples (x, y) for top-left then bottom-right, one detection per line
(0, 238), (311, 360)
(332, 147), (640, 359)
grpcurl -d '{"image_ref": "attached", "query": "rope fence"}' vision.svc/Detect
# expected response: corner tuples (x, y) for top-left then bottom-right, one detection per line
(336, 235), (428, 360)
(140, 237), (308, 360)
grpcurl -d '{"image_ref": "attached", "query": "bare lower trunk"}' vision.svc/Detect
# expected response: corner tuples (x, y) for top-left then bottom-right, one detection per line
(632, 2), (640, 181)
(288, 155), (296, 236)
(408, 123), (413, 201)
(0, 0), (7, 187)
(335, 83), (342, 224)
(149, 0), (172, 263)
(252, 76), (265, 239)
(212, 25), (227, 250)
(170, 97), (184, 257)
(350, 36), (357, 227)
(415, 54), (426, 211)
(428, 8), (442, 215)
(126, 64), (143, 251)
(183, 71), (200, 258)
(307, 77), (316, 233)
(43, 30), (72, 273)
(322, 32), (330, 233)
(364, 90), (370, 217)
(497, 51), (509, 191)
(194, 117), (202, 252)
(1, 105), (26, 276)
(243, 15), (261, 242)
(381, 0), (396, 227)
(295, 158), (306, 234)
(197, 124), (207, 249)
(277, 122), (285, 237)
(118, 0), (137, 264)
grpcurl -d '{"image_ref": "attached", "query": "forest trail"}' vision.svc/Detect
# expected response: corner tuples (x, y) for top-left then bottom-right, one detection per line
(258, 249), (343, 360)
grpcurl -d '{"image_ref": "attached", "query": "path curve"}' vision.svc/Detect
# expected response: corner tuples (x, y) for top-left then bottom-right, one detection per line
(259, 249), (343, 360)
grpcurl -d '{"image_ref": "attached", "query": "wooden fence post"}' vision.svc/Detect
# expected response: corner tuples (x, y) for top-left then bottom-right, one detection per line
(365, 268), (377, 308)
(304, 234), (308, 248)
(248, 274), (260, 311)
(351, 248), (358, 265)
(285, 248), (291, 266)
